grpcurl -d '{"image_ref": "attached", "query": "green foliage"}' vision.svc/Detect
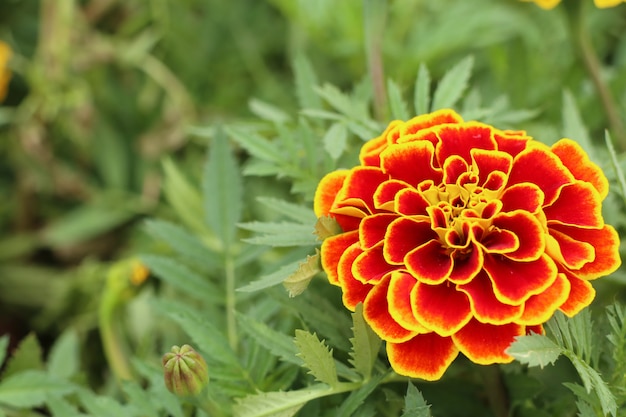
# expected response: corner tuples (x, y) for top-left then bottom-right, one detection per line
(294, 330), (338, 387)
(401, 383), (432, 417)
(349, 304), (382, 380)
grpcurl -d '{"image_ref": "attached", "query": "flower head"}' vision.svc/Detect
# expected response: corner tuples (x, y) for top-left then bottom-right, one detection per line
(314, 109), (621, 380)
(0, 41), (11, 102)
(162, 344), (209, 397)
(523, 0), (624, 9)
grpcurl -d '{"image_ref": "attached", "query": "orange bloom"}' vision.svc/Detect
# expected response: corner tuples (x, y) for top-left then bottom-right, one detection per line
(524, 0), (624, 9)
(0, 41), (11, 102)
(314, 109), (621, 380)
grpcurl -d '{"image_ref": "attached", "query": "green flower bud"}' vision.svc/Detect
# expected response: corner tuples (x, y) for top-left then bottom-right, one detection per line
(162, 344), (209, 397)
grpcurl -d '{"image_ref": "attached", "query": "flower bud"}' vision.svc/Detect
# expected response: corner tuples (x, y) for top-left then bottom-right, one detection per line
(162, 344), (209, 397)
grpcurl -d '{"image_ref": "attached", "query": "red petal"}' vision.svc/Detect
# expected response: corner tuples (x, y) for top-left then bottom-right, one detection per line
(449, 242), (484, 284)
(359, 213), (398, 250)
(395, 188), (431, 216)
(435, 123), (497, 166)
(359, 120), (403, 166)
(491, 211), (545, 261)
(406, 240), (454, 285)
(314, 170), (348, 217)
(458, 271), (523, 325)
(363, 276), (416, 342)
(387, 333), (459, 380)
(335, 167), (388, 214)
(559, 270), (596, 316)
(552, 139), (609, 199)
(412, 281), (473, 336)
(452, 319), (523, 364)
(401, 109), (464, 136)
(384, 217), (437, 264)
(380, 141), (442, 186)
(373, 179), (410, 210)
(484, 253), (557, 304)
(544, 182), (603, 228)
(517, 273), (570, 325)
(471, 149), (513, 180)
(493, 129), (530, 158)
(321, 231), (359, 285)
(550, 224), (621, 279)
(443, 155), (469, 185)
(388, 272), (429, 332)
(508, 145), (575, 205)
(481, 228), (519, 255)
(500, 183), (544, 214)
(353, 246), (399, 284)
(526, 324), (544, 335)
(337, 243), (374, 310)
(546, 229), (594, 270)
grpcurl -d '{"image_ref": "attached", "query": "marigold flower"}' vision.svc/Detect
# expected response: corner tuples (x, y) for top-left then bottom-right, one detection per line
(314, 109), (621, 380)
(523, 0), (624, 9)
(0, 41), (11, 102)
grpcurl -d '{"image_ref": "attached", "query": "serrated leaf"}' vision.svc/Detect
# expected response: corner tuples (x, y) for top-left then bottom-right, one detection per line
(257, 197), (317, 224)
(236, 313), (301, 365)
(2, 334), (44, 378)
(387, 79), (409, 121)
(506, 334), (562, 368)
(233, 385), (332, 417)
(226, 126), (283, 163)
(315, 84), (361, 120)
(294, 330), (338, 386)
(323, 122), (348, 160)
(335, 374), (384, 417)
(562, 90), (594, 160)
(293, 54), (322, 110)
(141, 254), (222, 303)
(0, 336), (8, 368)
(314, 216), (342, 240)
(605, 131), (626, 206)
(283, 253), (320, 297)
(143, 219), (221, 272)
(47, 329), (79, 379)
(204, 127), (243, 251)
(161, 158), (205, 233)
(0, 370), (74, 408)
(237, 259), (301, 293)
(402, 382), (432, 417)
(431, 56), (473, 111)
(349, 303), (381, 379)
(249, 98), (291, 123)
(239, 221), (318, 247)
(567, 355), (617, 417)
(414, 63), (431, 115)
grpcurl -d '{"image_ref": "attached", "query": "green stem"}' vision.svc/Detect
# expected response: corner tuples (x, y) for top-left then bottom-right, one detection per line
(363, 0), (388, 121)
(99, 290), (133, 381)
(225, 255), (238, 352)
(479, 365), (509, 417)
(570, 0), (626, 151)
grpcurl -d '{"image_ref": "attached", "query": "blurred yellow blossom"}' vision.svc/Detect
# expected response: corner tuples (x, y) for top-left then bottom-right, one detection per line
(524, 0), (624, 8)
(0, 41), (11, 102)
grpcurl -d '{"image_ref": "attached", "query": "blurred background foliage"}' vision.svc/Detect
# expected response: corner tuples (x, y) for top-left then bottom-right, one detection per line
(0, 0), (626, 414)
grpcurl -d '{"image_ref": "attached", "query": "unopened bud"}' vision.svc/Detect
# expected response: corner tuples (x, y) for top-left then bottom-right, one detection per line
(162, 344), (209, 397)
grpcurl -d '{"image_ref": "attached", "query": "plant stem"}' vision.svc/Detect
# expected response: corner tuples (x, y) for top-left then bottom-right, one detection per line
(99, 289), (133, 381)
(225, 255), (238, 352)
(479, 365), (509, 417)
(363, 0), (388, 121)
(571, 0), (626, 151)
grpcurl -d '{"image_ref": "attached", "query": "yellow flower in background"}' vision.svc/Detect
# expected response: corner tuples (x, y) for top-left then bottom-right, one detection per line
(524, 0), (625, 8)
(0, 41), (11, 102)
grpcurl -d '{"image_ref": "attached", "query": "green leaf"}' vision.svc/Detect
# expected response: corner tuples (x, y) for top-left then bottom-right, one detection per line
(562, 90), (594, 160)
(506, 334), (562, 368)
(323, 122), (348, 160)
(283, 253), (320, 297)
(0, 336), (8, 368)
(249, 98), (291, 123)
(239, 221), (318, 247)
(77, 387), (129, 417)
(431, 56), (474, 111)
(349, 303), (381, 379)
(226, 126), (283, 163)
(141, 254), (223, 303)
(294, 330), (338, 386)
(47, 329), (80, 379)
(567, 355), (617, 417)
(46, 394), (81, 417)
(387, 79), (410, 121)
(293, 54), (322, 110)
(0, 370), (74, 408)
(2, 334), (44, 378)
(401, 382), (432, 417)
(121, 380), (159, 417)
(203, 127), (243, 250)
(143, 219), (221, 271)
(233, 385), (332, 417)
(162, 158), (205, 233)
(237, 259), (301, 293)
(257, 197), (317, 224)
(335, 374), (384, 417)
(605, 131), (626, 206)
(237, 313), (301, 365)
(414, 63), (431, 115)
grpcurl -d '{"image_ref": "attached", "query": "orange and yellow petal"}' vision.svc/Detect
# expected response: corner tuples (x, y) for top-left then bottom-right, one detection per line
(551, 139), (609, 199)
(363, 276), (416, 342)
(314, 170), (348, 217)
(411, 281), (473, 336)
(544, 182), (603, 228)
(321, 231), (359, 285)
(458, 271), (524, 325)
(388, 272), (429, 332)
(558, 271), (596, 317)
(452, 320), (523, 364)
(387, 333), (459, 381)
(517, 273), (570, 325)
(0, 41), (11, 102)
